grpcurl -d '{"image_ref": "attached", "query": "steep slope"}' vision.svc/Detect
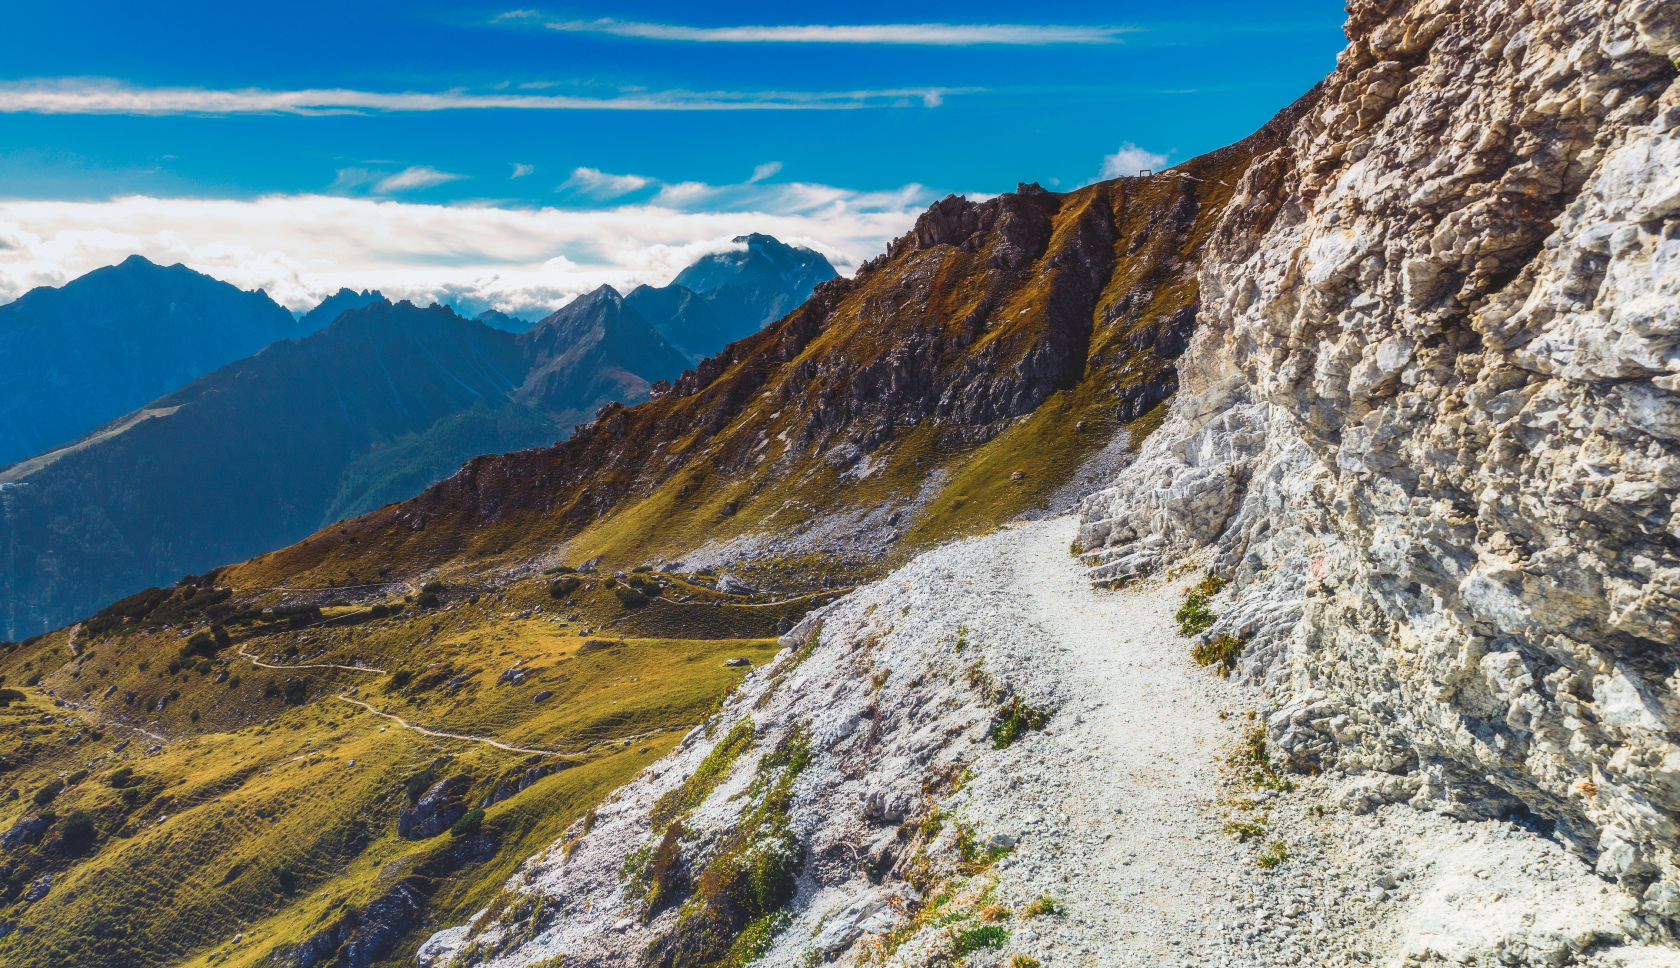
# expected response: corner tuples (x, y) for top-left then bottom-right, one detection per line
(0, 256), (300, 465)
(1076, 0), (1680, 940)
(625, 233), (837, 362)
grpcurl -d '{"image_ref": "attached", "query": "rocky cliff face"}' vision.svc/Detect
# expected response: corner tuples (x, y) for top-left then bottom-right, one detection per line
(1078, 0), (1680, 933)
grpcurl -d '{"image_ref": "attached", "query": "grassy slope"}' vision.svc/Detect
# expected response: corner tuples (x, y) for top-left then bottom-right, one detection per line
(0, 575), (790, 968)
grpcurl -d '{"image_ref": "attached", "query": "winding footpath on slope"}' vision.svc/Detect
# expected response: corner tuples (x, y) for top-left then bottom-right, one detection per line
(235, 644), (386, 674)
(331, 696), (572, 758)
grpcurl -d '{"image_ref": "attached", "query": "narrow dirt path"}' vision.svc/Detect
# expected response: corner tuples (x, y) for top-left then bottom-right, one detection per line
(236, 644), (386, 674)
(971, 517), (1255, 967)
(333, 696), (570, 758)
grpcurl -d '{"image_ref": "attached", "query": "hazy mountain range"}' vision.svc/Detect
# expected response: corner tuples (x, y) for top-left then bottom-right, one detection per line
(0, 236), (833, 635)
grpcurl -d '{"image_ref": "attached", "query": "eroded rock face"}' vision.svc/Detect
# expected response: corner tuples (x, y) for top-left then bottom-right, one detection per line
(1079, 0), (1680, 931)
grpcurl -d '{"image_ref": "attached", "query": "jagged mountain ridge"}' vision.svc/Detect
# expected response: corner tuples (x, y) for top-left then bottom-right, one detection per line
(298, 287), (385, 332)
(0, 255), (301, 466)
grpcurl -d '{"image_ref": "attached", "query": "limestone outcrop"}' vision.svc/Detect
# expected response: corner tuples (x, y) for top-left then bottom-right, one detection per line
(1078, 0), (1680, 934)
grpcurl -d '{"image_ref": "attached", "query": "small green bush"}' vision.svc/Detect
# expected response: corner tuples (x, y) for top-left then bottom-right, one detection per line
(1177, 574), (1226, 637)
(24, 671), (40, 687)
(0, 688), (24, 706)
(613, 587), (648, 608)
(549, 577), (581, 599)
(32, 779), (63, 806)
(167, 660), (183, 675)
(416, 591), (440, 609)
(195, 659), (214, 675)
(60, 809), (96, 844)
(421, 581), (446, 593)
(1176, 595), (1216, 637)
(108, 767), (134, 788)
(389, 669), (414, 690)
(451, 809), (485, 837)
(66, 769), (88, 786)
(190, 710), (201, 723)
(631, 565), (653, 573)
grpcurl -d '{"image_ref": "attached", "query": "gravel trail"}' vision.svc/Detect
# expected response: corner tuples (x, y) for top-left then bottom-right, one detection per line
(955, 516), (1255, 967)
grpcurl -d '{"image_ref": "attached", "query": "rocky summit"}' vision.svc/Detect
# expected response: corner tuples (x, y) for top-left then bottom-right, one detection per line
(1, 2), (1679, 968)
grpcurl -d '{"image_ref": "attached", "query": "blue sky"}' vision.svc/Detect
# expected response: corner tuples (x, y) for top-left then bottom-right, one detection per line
(0, 1), (1344, 314)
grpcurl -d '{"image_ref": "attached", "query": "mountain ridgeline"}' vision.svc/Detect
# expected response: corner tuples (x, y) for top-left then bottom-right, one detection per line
(229, 100), (1306, 603)
(0, 236), (836, 637)
(0, 255), (301, 466)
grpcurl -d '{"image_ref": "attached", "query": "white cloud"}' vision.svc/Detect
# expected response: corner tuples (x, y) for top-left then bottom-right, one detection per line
(1098, 143), (1169, 180)
(535, 19), (1132, 45)
(510, 163), (535, 178)
(559, 167), (654, 199)
(0, 182), (931, 318)
(373, 166), (467, 192)
(748, 161), (783, 183)
(0, 77), (972, 115)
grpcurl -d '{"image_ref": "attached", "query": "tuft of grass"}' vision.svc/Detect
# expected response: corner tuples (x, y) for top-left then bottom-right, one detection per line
(989, 696), (1051, 749)
(1192, 634), (1246, 675)
(1235, 727), (1296, 792)
(1011, 956), (1044, 968)
(1256, 840), (1292, 869)
(1020, 896), (1064, 918)
(1177, 574), (1226, 636)
(1223, 818), (1267, 842)
(955, 924), (1010, 953)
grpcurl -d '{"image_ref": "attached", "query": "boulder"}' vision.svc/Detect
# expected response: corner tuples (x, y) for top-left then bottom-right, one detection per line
(398, 776), (471, 839)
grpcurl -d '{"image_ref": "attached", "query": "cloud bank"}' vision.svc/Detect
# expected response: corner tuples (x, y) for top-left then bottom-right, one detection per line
(0, 180), (931, 318)
(0, 78), (968, 115)
(526, 18), (1133, 45)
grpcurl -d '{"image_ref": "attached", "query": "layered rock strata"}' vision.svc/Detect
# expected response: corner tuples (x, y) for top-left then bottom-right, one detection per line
(1078, 0), (1680, 932)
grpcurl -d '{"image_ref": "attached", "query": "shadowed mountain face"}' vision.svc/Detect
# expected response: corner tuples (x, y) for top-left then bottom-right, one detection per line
(0, 255), (299, 465)
(624, 233), (836, 362)
(0, 294), (692, 636)
(515, 286), (693, 428)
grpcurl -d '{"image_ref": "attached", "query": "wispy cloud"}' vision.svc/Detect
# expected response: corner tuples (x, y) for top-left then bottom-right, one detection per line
(0, 179), (934, 317)
(375, 166), (467, 192)
(510, 163), (535, 178)
(748, 161), (782, 183)
(559, 167), (654, 200)
(528, 18), (1132, 45)
(0, 77), (970, 115)
(1098, 143), (1168, 180)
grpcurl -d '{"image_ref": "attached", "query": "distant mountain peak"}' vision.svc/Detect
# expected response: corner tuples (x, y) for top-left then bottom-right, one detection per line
(300, 286), (388, 332)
